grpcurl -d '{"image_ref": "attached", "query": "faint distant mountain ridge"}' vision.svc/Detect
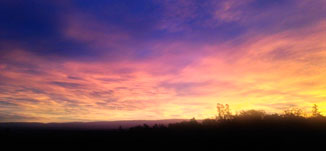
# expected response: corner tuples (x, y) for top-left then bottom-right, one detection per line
(0, 119), (187, 130)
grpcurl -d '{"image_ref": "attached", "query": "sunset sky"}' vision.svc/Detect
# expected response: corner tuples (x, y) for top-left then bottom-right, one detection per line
(0, 0), (325, 122)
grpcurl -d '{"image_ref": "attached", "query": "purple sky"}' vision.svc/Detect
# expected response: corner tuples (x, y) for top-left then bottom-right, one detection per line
(0, 0), (325, 122)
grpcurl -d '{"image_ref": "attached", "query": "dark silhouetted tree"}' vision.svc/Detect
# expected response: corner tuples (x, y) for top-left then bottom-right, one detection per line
(238, 109), (266, 120)
(190, 117), (198, 124)
(284, 107), (303, 117)
(217, 103), (232, 120)
(312, 104), (322, 117)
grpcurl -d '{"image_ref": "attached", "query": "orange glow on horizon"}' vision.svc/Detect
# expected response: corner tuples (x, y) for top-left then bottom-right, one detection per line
(0, 0), (325, 122)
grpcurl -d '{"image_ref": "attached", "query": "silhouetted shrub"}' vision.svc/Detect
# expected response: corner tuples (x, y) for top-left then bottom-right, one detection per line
(216, 103), (232, 120)
(235, 109), (266, 121)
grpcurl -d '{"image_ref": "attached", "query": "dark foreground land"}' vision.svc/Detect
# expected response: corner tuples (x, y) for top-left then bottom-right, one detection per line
(1, 116), (326, 150)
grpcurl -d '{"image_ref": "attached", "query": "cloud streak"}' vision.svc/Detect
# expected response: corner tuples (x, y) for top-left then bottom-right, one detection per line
(0, 0), (325, 122)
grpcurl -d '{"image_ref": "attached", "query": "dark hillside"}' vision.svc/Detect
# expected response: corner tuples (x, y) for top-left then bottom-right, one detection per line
(2, 112), (326, 150)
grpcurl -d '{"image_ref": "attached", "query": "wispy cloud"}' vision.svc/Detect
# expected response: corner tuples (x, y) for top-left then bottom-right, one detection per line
(0, 0), (325, 122)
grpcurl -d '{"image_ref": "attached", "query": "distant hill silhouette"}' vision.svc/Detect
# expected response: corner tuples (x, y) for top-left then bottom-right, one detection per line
(0, 119), (186, 130)
(1, 104), (326, 150)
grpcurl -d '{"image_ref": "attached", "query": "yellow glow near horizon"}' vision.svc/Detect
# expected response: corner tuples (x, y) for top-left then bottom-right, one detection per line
(0, 1), (325, 122)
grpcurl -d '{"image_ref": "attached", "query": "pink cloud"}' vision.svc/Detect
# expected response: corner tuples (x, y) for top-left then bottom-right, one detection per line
(1, 0), (326, 122)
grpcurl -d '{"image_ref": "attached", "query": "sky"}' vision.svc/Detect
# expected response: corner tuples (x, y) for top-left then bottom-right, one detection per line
(0, 0), (325, 122)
